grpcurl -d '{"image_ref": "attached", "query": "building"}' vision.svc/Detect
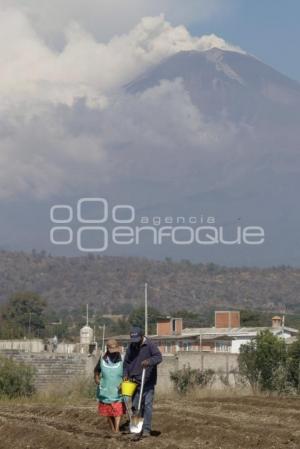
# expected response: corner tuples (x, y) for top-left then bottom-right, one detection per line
(110, 311), (299, 354)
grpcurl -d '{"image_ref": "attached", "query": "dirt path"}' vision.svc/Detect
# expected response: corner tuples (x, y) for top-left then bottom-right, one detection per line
(0, 396), (299, 449)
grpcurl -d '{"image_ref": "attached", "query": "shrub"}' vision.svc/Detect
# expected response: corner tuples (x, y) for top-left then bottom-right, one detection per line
(287, 337), (300, 391)
(0, 356), (36, 398)
(238, 330), (289, 393)
(69, 376), (96, 400)
(238, 340), (260, 392)
(170, 364), (215, 394)
(272, 363), (295, 395)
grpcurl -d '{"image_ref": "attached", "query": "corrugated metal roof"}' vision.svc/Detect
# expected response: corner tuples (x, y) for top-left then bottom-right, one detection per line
(106, 326), (298, 342)
(182, 326), (299, 337)
(106, 334), (200, 341)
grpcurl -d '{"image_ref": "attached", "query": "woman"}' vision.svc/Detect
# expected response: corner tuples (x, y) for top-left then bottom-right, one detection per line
(94, 339), (125, 434)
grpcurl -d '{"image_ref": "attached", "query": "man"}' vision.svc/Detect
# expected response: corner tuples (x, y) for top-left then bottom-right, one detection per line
(52, 335), (58, 352)
(123, 327), (162, 438)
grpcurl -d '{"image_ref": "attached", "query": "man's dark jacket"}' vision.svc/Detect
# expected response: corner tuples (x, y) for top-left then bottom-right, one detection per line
(123, 337), (162, 387)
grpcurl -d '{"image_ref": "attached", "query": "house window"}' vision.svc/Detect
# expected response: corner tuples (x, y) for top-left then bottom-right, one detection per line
(172, 319), (176, 333)
(183, 341), (191, 351)
(215, 341), (231, 352)
(164, 341), (172, 353)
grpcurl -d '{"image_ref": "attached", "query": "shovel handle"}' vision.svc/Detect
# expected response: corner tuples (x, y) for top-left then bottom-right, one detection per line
(137, 368), (146, 413)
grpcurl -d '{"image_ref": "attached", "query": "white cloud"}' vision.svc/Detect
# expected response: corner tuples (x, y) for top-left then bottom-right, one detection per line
(0, 78), (238, 199)
(0, 104), (108, 198)
(0, 5), (242, 199)
(1, 0), (229, 44)
(0, 9), (243, 109)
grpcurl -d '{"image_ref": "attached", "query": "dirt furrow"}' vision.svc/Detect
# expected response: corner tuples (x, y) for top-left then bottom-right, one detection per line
(0, 397), (299, 449)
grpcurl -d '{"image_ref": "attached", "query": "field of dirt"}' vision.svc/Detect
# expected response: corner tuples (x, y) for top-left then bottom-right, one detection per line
(0, 396), (300, 449)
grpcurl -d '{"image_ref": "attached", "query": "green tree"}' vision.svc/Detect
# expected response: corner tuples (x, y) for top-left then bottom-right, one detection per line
(174, 309), (205, 327)
(239, 330), (287, 393)
(129, 306), (160, 334)
(240, 310), (269, 327)
(0, 356), (36, 398)
(287, 337), (300, 390)
(1, 292), (47, 338)
(238, 340), (260, 392)
(256, 331), (287, 391)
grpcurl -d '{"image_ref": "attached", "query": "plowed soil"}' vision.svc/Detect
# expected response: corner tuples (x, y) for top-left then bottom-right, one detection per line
(0, 396), (300, 449)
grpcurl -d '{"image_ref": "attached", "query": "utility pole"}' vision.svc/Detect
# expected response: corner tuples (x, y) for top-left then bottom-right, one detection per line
(145, 282), (148, 336)
(28, 312), (32, 337)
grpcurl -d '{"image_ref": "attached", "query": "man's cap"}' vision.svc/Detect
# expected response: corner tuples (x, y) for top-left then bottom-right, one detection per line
(106, 338), (120, 353)
(130, 327), (144, 343)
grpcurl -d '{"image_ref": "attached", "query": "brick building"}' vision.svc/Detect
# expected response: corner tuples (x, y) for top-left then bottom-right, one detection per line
(110, 311), (299, 355)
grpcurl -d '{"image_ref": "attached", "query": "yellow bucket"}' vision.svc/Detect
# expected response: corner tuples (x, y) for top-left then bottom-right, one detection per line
(121, 380), (137, 397)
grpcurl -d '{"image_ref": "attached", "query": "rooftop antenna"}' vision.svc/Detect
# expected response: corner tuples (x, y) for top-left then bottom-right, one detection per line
(86, 304), (89, 326)
(282, 304), (286, 330)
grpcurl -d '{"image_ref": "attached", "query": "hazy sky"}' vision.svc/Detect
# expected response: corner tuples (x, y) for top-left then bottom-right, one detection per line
(189, 0), (300, 82)
(1, 0), (299, 80)
(0, 0), (298, 201)
(1, 0), (300, 265)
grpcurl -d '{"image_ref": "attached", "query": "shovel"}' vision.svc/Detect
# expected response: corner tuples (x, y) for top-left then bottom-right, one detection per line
(130, 368), (146, 434)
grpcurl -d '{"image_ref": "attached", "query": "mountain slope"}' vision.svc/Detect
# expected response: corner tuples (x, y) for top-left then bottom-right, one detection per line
(127, 48), (300, 123)
(1, 49), (300, 266)
(123, 48), (300, 266)
(0, 251), (300, 313)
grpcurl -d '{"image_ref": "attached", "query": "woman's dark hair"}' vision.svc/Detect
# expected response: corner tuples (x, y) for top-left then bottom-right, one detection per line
(103, 351), (122, 363)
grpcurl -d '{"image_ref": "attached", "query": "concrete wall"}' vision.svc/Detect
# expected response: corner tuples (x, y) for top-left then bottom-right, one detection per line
(0, 339), (44, 352)
(0, 350), (96, 391)
(232, 338), (251, 353)
(56, 342), (76, 354)
(156, 355), (177, 393)
(0, 340), (91, 355)
(1, 350), (239, 394)
(157, 351), (239, 393)
(177, 351), (238, 372)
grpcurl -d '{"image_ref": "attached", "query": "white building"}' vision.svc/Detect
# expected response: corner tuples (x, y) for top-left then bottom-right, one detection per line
(182, 314), (299, 354)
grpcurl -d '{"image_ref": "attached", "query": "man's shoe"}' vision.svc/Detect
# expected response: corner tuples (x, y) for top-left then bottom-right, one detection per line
(142, 431), (151, 438)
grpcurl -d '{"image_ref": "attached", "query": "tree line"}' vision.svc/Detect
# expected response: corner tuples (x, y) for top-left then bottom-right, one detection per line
(0, 290), (299, 342)
(1, 250), (300, 316)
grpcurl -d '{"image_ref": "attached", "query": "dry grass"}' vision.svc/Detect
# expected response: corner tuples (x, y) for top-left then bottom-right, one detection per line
(0, 381), (295, 407)
(0, 376), (96, 406)
(156, 384), (274, 402)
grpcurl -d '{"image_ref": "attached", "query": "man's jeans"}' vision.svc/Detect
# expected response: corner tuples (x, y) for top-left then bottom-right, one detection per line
(132, 386), (155, 433)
